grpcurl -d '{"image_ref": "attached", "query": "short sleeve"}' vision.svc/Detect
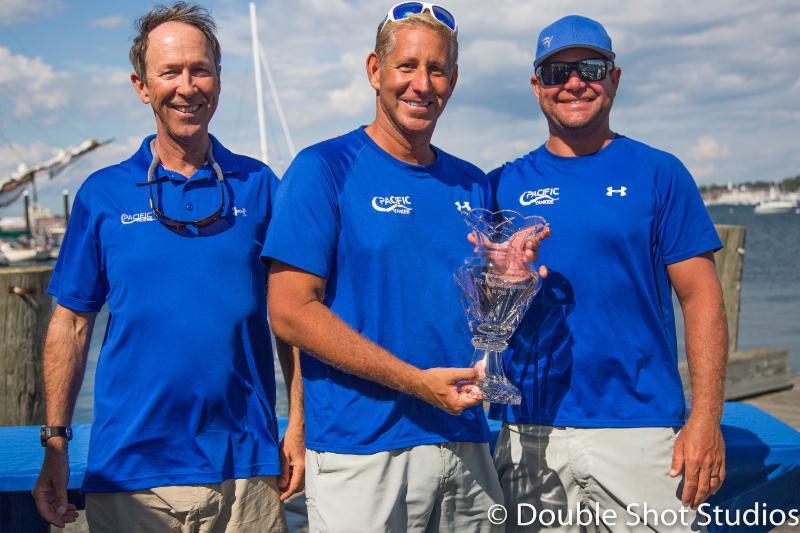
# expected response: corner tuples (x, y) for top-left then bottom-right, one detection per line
(655, 157), (722, 265)
(47, 188), (108, 312)
(261, 150), (339, 279)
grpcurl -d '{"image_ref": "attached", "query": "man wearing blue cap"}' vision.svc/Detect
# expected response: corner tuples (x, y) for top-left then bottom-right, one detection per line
(31, 3), (303, 531)
(490, 15), (728, 531)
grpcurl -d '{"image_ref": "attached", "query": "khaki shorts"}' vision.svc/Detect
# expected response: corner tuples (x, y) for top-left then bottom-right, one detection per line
(494, 425), (705, 533)
(306, 442), (503, 532)
(85, 476), (286, 533)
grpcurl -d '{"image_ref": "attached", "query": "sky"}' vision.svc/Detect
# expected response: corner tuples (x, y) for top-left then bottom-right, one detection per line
(1, 0), (799, 215)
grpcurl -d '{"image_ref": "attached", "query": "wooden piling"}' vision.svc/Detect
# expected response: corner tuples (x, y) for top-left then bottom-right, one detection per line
(0, 266), (52, 426)
(714, 225), (746, 353)
(680, 224), (792, 402)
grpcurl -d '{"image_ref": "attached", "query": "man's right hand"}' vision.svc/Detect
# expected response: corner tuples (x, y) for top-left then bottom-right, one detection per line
(416, 367), (483, 415)
(32, 442), (78, 527)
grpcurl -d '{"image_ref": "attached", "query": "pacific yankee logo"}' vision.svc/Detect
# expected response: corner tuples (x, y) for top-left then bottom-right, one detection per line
(371, 195), (413, 215)
(606, 186), (627, 197)
(519, 187), (560, 206)
(120, 211), (155, 224)
(541, 35), (553, 48)
(454, 201), (471, 213)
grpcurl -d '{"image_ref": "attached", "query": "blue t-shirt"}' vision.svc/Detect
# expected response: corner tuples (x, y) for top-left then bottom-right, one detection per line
(262, 127), (491, 453)
(49, 135), (281, 491)
(488, 136), (722, 427)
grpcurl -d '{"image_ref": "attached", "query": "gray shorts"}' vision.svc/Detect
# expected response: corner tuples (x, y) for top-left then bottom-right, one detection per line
(306, 441), (503, 532)
(494, 424), (705, 533)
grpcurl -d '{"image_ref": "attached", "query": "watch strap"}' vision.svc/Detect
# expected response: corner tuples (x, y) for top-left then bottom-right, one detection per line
(40, 425), (73, 447)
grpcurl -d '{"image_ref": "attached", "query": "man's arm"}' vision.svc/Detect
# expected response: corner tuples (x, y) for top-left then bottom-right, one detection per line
(268, 261), (481, 415)
(32, 305), (96, 527)
(275, 337), (304, 501)
(667, 252), (728, 509)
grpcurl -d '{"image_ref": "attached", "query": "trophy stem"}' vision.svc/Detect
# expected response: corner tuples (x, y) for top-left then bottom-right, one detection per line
(469, 341), (522, 406)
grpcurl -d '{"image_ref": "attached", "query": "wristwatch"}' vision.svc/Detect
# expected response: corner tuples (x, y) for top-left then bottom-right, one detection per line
(40, 426), (73, 447)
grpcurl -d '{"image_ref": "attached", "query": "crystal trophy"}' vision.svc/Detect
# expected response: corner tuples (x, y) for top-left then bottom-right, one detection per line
(454, 209), (547, 405)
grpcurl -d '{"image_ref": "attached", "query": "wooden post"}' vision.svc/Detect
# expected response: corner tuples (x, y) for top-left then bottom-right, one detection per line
(0, 266), (52, 426)
(680, 224), (791, 402)
(714, 225), (746, 353)
(63, 189), (71, 225)
(23, 191), (32, 240)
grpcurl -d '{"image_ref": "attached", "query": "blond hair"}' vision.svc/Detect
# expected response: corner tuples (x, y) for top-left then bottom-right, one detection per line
(375, 12), (458, 68)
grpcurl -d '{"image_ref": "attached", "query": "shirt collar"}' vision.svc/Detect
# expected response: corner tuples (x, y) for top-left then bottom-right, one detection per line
(129, 134), (241, 182)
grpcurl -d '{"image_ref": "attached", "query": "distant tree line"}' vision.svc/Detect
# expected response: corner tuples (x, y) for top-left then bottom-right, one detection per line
(699, 174), (800, 194)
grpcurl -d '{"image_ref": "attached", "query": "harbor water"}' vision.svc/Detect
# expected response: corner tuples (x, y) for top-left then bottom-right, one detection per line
(73, 205), (799, 424)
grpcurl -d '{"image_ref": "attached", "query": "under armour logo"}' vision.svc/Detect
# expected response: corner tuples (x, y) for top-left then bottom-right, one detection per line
(606, 186), (627, 197)
(233, 207), (248, 216)
(455, 201), (471, 213)
(541, 36), (553, 48)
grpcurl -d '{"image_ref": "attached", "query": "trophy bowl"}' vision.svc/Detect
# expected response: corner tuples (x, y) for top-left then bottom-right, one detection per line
(455, 208), (548, 405)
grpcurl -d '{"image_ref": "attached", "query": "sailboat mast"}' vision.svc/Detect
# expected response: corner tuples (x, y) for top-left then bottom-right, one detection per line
(249, 2), (269, 165)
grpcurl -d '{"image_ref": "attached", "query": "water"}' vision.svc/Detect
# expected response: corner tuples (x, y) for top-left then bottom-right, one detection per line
(74, 205), (799, 423)
(675, 206), (800, 371)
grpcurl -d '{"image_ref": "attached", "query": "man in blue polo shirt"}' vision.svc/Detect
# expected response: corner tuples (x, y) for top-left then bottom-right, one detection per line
(31, 4), (303, 531)
(490, 15), (728, 531)
(264, 4), (503, 532)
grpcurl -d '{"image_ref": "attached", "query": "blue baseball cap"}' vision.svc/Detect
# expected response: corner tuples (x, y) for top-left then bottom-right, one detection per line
(534, 15), (615, 68)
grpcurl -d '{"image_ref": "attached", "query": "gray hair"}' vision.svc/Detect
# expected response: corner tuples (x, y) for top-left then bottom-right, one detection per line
(375, 12), (458, 68)
(130, 2), (221, 83)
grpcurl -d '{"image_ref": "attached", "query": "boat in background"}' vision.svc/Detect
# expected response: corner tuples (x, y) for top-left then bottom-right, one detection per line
(754, 199), (797, 215)
(0, 139), (110, 265)
(754, 187), (797, 215)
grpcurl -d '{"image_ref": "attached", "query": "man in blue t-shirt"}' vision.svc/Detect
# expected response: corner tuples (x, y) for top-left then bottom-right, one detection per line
(31, 4), (302, 531)
(490, 15), (728, 532)
(263, 5), (503, 532)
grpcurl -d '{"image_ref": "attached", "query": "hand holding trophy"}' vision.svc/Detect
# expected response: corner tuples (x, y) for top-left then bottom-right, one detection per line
(455, 209), (548, 405)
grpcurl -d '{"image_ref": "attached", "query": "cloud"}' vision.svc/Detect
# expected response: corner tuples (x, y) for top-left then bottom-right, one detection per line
(0, 140), (56, 180)
(3, 0), (799, 206)
(0, 0), (64, 25)
(0, 47), (69, 117)
(689, 137), (731, 162)
(688, 164), (717, 181)
(205, 0), (798, 185)
(89, 15), (124, 29)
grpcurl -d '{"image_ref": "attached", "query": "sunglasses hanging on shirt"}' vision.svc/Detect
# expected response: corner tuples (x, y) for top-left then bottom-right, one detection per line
(146, 139), (226, 231)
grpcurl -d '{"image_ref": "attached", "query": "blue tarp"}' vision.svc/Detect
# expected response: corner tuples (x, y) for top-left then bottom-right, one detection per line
(1, 403), (798, 532)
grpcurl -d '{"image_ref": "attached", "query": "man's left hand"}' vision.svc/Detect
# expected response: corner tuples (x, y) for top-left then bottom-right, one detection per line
(278, 424), (305, 501)
(670, 415), (726, 508)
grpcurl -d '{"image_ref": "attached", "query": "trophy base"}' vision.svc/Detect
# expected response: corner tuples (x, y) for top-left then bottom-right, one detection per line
(480, 375), (522, 405)
(465, 342), (523, 405)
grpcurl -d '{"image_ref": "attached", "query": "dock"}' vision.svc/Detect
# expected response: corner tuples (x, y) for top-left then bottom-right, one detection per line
(744, 374), (800, 430)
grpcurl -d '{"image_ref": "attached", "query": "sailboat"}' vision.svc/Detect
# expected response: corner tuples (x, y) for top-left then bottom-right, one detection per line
(0, 138), (111, 264)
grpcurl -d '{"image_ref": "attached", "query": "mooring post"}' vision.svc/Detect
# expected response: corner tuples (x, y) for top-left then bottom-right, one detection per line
(714, 224), (746, 353)
(0, 266), (52, 426)
(680, 224), (790, 401)
(63, 189), (71, 225)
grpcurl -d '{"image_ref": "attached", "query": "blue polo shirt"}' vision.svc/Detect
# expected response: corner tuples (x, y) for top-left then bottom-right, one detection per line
(262, 127), (491, 454)
(489, 136), (722, 427)
(48, 135), (281, 492)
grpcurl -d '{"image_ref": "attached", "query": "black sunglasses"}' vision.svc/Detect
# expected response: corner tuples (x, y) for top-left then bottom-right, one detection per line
(536, 58), (614, 86)
(146, 139), (226, 231)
